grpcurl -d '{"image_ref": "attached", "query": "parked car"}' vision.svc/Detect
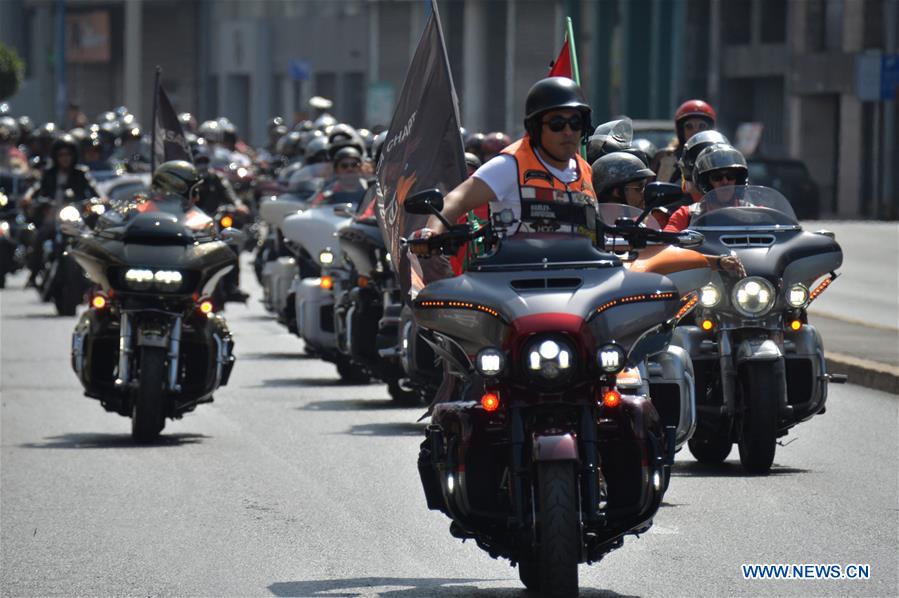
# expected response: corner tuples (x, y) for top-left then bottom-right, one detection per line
(747, 158), (820, 219)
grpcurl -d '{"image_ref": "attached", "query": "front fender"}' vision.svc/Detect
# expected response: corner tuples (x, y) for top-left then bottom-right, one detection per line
(735, 338), (782, 365)
(532, 433), (579, 461)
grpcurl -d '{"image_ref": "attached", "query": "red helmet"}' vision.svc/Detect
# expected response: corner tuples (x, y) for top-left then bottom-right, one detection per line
(481, 132), (512, 160)
(674, 99), (716, 143)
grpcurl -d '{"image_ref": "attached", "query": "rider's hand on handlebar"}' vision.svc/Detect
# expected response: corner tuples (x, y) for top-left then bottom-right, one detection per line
(717, 254), (746, 278)
(408, 227), (437, 257)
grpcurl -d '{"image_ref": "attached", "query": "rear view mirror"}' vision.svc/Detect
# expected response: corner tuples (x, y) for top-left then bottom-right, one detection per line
(644, 182), (688, 210)
(219, 227), (247, 247)
(404, 189), (444, 215)
(333, 203), (354, 218)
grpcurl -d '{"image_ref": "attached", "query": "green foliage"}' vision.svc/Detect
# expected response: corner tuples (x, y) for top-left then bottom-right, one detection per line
(0, 43), (25, 101)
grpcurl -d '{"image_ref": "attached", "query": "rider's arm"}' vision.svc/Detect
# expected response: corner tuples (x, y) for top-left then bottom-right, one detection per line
(663, 205), (691, 232)
(425, 176), (496, 234)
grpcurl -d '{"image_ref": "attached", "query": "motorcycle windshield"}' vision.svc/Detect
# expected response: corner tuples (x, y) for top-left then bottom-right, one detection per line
(690, 185), (798, 229)
(318, 175), (367, 207)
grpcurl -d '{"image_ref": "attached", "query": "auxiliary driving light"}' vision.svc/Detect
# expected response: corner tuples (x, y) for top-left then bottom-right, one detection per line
(787, 284), (809, 308)
(124, 268), (154, 290)
(319, 250), (335, 265)
(699, 284), (721, 307)
(153, 270), (183, 291)
(475, 348), (505, 376)
(597, 344), (626, 374)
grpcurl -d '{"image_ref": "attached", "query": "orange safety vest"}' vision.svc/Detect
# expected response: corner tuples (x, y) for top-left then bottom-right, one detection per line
(501, 136), (597, 240)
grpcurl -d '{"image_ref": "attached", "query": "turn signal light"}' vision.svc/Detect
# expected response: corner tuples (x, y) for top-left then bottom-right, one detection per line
(220, 214), (234, 229)
(602, 390), (621, 408)
(91, 294), (107, 309)
(481, 392), (500, 412)
(198, 299), (214, 314)
(701, 319), (714, 331)
(357, 276), (370, 288)
(789, 319), (802, 331)
(320, 275), (334, 290)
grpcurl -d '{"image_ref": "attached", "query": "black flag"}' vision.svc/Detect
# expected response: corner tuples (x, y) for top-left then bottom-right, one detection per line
(375, 0), (466, 301)
(152, 69), (192, 171)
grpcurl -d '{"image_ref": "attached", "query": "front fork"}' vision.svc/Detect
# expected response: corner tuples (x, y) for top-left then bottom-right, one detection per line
(114, 312), (183, 392)
(718, 329), (788, 417)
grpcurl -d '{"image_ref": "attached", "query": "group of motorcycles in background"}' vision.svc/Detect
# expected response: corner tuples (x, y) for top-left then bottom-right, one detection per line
(1, 103), (848, 596)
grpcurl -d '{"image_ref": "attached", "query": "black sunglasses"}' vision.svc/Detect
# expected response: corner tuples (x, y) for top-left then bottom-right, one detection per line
(542, 115), (584, 133)
(337, 160), (361, 169)
(709, 170), (740, 183)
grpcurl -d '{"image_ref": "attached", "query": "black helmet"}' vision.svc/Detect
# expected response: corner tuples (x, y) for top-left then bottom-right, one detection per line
(464, 132), (486, 161)
(304, 136), (330, 163)
(267, 116), (285, 132)
(178, 112), (196, 133)
(523, 77), (592, 145)
(464, 152), (482, 172)
(327, 123), (364, 159)
(37, 122), (59, 141)
(482, 132), (512, 159)
(17, 116), (34, 140)
(52, 134), (79, 163)
(293, 120), (315, 133)
(631, 138), (658, 164)
(276, 131), (303, 159)
(693, 143), (748, 194)
(151, 160), (200, 198)
(586, 118), (633, 165)
(0, 116), (18, 143)
(332, 145), (362, 165)
(681, 130), (729, 179)
(591, 151), (655, 197)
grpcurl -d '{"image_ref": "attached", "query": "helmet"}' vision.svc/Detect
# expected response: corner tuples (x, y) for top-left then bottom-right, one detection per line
(0, 116), (19, 143)
(113, 105), (130, 118)
(459, 127), (468, 142)
(693, 143), (748, 194)
(591, 151), (655, 196)
(332, 145), (363, 165)
(681, 130), (730, 180)
(356, 128), (373, 153)
(17, 116), (33, 140)
(121, 124), (143, 142)
(587, 118), (633, 164)
(308, 96), (334, 111)
(631, 138), (658, 164)
(464, 152), (482, 172)
(464, 132), (486, 160)
(178, 112), (196, 133)
(523, 77), (592, 145)
(97, 110), (117, 124)
(313, 114), (337, 131)
(37, 122), (59, 141)
(482, 132), (512, 159)
(371, 131), (388, 164)
(51, 134), (79, 162)
(674, 99), (716, 143)
(267, 116), (285, 132)
(198, 120), (223, 143)
(304, 136), (330, 163)
(151, 160), (200, 197)
(294, 120), (315, 133)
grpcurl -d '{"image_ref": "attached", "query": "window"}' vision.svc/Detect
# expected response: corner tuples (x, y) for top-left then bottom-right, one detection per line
(722, 0), (752, 46)
(760, 0), (787, 43)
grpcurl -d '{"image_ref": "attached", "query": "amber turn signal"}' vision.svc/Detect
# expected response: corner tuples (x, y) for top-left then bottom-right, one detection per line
(220, 214), (234, 229)
(91, 294), (107, 309)
(481, 392), (500, 412)
(701, 319), (714, 331)
(789, 319), (802, 331)
(320, 275), (334, 290)
(602, 390), (621, 408)
(198, 299), (214, 314)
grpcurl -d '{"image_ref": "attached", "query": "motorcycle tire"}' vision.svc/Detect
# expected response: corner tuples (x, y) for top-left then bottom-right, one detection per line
(335, 357), (370, 385)
(53, 257), (84, 316)
(536, 461), (579, 597)
(517, 554), (540, 591)
(688, 434), (732, 464)
(132, 346), (167, 442)
(738, 364), (778, 474)
(387, 378), (420, 406)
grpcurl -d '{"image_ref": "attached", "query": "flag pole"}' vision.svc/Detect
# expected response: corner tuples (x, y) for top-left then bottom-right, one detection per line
(150, 66), (161, 173)
(566, 17), (580, 86)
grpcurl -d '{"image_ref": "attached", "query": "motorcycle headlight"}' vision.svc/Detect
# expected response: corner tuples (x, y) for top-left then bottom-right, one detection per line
(786, 283), (809, 308)
(153, 270), (183, 291)
(0, 194), (8, 207)
(90, 203), (106, 215)
(476, 348), (505, 376)
(59, 205), (81, 222)
(124, 268), (154, 290)
(597, 343), (626, 374)
(699, 284), (721, 307)
(319, 250), (334, 265)
(525, 338), (575, 382)
(732, 276), (775, 317)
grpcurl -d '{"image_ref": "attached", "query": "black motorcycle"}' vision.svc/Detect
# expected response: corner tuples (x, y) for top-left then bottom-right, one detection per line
(406, 190), (705, 596)
(69, 196), (237, 441)
(674, 185), (846, 473)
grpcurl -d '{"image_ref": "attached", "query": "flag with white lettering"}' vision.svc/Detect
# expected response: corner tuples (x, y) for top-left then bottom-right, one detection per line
(152, 75), (192, 170)
(375, 0), (465, 300)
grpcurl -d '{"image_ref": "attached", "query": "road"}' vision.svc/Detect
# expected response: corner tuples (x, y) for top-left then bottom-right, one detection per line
(1, 267), (897, 597)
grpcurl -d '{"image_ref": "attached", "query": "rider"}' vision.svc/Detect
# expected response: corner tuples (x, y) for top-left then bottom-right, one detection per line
(592, 151), (660, 217)
(656, 99), (717, 183)
(412, 76), (595, 253)
(664, 143), (749, 232)
(679, 130), (729, 200)
(193, 146), (248, 216)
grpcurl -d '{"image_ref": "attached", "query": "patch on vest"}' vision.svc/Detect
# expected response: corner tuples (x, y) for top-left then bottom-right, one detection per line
(523, 169), (553, 184)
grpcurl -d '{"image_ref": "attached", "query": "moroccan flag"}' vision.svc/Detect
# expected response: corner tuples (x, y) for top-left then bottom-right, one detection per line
(549, 38), (572, 78)
(151, 69), (192, 171)
(375, 0), (466, 301)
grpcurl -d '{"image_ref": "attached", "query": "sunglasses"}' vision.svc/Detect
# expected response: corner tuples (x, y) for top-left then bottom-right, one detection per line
(709, 170), (740, 183)
(542, 115), (584, 133)
(624, 181), (647, 192)
(336, 160), (361, 169)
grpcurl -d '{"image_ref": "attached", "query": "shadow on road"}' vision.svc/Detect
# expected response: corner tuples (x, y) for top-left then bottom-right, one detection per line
(240, 351), (315, 361)
(301, 398), (401, 411)
(268, 577), (638, 597)
(19, 432), (209, 449)
(253, 377), (345, 388)
(672, 461), (811, 477)
(14, 312), (71, 320)
(344, 422), (426, 437)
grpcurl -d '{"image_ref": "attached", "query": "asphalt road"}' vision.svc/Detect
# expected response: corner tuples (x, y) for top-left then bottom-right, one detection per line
(1, 268), (897, 598)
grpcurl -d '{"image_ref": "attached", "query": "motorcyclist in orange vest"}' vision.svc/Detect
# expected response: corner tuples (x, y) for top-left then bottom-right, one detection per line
(411, 76), (595, 256)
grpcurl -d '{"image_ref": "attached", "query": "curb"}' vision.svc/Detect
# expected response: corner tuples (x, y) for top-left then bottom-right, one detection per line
(825, 352), (899, 396)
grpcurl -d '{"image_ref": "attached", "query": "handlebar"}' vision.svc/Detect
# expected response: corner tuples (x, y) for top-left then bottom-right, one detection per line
(402, 224), (489, 256)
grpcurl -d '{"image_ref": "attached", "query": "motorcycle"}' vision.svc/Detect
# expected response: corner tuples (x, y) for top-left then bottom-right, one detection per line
(673, 185), (846, 473)
(68, 195), (238, 441)
(333, 190), (418, 400)
(0, 171), (31, 288)
(406, 187), (706, 595)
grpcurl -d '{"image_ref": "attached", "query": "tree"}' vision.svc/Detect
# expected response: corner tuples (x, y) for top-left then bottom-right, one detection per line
(0, 43), (25, 101)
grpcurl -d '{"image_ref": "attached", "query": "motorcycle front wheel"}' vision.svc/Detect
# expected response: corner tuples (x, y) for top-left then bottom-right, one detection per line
(738, 363), (779, 474)
(53, 256), (85, 316)
(536, 461), (579, 597)
(132, 346), (167, 442)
